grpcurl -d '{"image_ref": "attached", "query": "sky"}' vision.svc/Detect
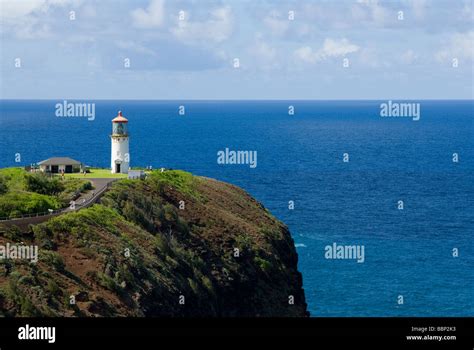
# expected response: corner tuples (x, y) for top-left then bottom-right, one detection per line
(0, 0), (473, 100)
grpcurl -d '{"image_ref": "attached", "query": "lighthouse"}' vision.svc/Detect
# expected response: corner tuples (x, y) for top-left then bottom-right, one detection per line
(111, 111), (130, 174)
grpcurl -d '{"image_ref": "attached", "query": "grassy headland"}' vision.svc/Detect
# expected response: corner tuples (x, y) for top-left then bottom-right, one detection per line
(0, 170), (308, 317)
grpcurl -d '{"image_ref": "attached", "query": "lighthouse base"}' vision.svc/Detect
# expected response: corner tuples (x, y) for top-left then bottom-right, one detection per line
(111, 136), (130, 174)
(111, 161), (129, 174)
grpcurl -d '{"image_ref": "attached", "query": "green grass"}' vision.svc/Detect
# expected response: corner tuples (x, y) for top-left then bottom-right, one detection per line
(0, 168), (27, 192)
(148, 170), (199, 199)
(60, 168), (128, 179)
(0, 167), (126, 180)
(0, 192), (61, 218)
(0, 167), (94, 217)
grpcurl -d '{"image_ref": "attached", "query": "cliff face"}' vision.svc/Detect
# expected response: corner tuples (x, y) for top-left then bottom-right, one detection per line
(0, 171), (308, 317)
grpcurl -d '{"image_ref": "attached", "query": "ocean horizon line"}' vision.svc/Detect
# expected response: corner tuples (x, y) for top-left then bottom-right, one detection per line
(1, 98), (473, 102)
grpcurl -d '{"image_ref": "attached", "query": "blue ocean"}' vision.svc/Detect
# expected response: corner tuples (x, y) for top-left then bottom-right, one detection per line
(1, 100), (473, 317)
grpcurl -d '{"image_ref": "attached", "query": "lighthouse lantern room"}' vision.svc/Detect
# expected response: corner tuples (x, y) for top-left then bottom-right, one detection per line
(111, 111), (130, 174)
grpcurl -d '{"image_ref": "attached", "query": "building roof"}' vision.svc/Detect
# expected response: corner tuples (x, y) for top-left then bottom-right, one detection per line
(112, 111), (128, 123)
(38, 157), (82, 166)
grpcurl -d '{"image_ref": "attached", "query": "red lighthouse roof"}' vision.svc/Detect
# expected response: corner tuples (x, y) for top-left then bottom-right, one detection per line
(112, 111), (128, 123)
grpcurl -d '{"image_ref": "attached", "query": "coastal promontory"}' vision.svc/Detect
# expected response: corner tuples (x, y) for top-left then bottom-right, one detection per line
(0, 170), (308, 317)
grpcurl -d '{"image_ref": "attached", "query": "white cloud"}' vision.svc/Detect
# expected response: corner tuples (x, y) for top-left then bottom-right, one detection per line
(254, 41), (276, 61)
(0, 0), (81, 38)
(171, 6), (233, 44)
(248, 35), (278, 70)
(321, 38), (359, 58)
(294, 46), (318, 64)
(115, 40), (157, 56)
(353, 0), (389, 26)
(357, 47), (384, 68)
(436, 31), (474, 62)
(0, 0), (45, 19)
(263, 11), (289, 36)
(295, 38), (360, 64)
(131, 0), (165, 28)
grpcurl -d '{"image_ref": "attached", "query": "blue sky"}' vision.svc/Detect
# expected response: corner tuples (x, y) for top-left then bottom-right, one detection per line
(0, 0), (473, 99)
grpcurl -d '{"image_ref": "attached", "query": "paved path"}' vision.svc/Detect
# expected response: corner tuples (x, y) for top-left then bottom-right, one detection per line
(68, 178), (115, 210)
(0, 178), (117, 232)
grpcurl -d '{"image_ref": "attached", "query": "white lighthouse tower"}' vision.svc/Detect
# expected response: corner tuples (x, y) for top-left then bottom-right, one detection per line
(111, 111), (130, 174)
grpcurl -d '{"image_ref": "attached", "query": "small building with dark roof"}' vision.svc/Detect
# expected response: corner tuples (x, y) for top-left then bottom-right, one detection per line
(38, 157), (83, 173)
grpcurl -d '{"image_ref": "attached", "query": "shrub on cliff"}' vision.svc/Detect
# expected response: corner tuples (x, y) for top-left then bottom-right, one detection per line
(0, 168), (93, 217)
(0, 192), (61, 218)
(0, 176), (8, 195)
(25, 173), (65, 195)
